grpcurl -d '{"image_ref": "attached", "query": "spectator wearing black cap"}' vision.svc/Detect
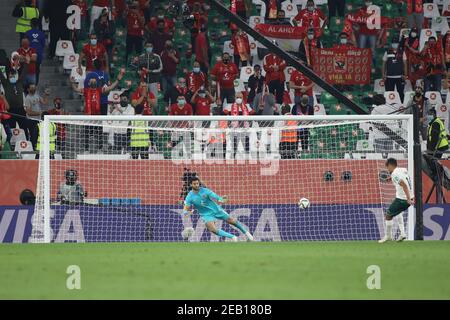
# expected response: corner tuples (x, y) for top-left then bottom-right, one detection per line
(382, 37), (407, 103)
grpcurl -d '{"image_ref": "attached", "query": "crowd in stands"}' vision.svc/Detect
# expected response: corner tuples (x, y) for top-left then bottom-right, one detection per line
(0, 0), (450, 159)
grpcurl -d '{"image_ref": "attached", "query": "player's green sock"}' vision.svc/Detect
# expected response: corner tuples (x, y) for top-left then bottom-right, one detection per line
(233, 221), (247, 234)
(217, 229), (234, 239)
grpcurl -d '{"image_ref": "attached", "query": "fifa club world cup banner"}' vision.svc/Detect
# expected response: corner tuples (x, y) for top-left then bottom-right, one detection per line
(254, 24), (306, 52)
(311, 47), (371, 85)
(1, 204), (450, 242)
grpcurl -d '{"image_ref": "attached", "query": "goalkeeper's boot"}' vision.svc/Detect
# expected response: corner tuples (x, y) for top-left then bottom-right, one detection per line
(245, 232), (255, 242)
(378, 236), (392, 243)
(231, 236), (239, 242)
(397, 234), (407, 242)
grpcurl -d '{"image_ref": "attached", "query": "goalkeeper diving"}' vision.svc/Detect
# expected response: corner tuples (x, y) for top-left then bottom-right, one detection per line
(183, 177), (254, 242)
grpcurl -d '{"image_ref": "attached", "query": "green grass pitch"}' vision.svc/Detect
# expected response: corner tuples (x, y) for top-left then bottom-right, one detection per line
(1, 241), (450, 299)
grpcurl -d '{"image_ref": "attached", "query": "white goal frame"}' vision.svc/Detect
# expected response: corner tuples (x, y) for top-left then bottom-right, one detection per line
(39, 114), (415, 243)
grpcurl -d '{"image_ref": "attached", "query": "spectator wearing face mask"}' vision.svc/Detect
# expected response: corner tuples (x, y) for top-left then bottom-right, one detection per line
(298, 28), (323, 65)
(146, 7), (175, 34)
(335, 32), (355, 49)
(132, 80), (157, 115)
(191, 87), (214, 115)
(84, 59), (112, 115)
(48, 97), (68, 157)
(293, 0), (327, 37)
(406, 0), (424, 31)
(211, 53), (239, 106)
(73, 69), (124, 152)
(228, 92), (252, 158)
(405, 86), (429, 140)
(164, 78), (189, 108)
(382, 38), (407, 103)
(169, 95), (193, 116)
(421, 36), (445, 93)
(192, 27), (211, 74)
(403, 28), (424, 86)
(125, 1), (145, 65)
(186, 62), (207, 98)
(137, 42), (162, 100)
(109, 91), (135, 154)
(79, 34), (109, 73)
(247, 65), (265, 104)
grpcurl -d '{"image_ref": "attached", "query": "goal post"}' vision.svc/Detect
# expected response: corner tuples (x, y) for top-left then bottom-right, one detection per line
(32, 114), (415, 243)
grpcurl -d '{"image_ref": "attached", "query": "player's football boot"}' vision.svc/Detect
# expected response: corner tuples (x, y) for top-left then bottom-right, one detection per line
(378, 236), (392, 243)
(396, 235), (407, 242)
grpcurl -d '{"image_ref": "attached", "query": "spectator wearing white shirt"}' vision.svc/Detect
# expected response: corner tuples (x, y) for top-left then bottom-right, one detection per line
(109, 92), (135, 154)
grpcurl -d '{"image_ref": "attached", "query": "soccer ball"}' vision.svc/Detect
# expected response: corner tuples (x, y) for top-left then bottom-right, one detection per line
(181, 227), (195, 239)
(298, 198), (310, 210)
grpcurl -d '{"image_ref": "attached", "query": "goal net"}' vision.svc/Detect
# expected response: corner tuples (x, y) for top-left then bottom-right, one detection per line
(31, 115), (414, 243)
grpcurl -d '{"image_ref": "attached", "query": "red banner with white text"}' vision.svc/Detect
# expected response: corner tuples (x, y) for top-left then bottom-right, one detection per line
(311, 47), (372, 85)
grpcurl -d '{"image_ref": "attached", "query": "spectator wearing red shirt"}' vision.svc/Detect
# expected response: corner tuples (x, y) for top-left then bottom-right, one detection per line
(211, 53), (239, 107)
(138, 0), (151, 23)
(261, 0), (283, 20)
(193, 27), (211, 74)
(231, 27), (251, 68)
(231, 0), (248, 20)
(289, 70), (314, 106)
(186, 61), (207, 97)
(146, 7), (175, 34)
(406, 0), (424, 30)
(356, 1), (383, 67)
(263, 49), (286, 104)
(17, 38), (38, 87)
(293, 0), (328, 36)
(404, 28), (424, 86)
(79, 34), (109, 73)
(191, 87), (214, 115)
(169, 96), (193, 131)
(160, 40), (180, 93)
(421, 36), (445, 93)
(126, 1), (145, 64)
(190, 2), (208, 49)
(169, 95), (194, 116)
(147, 19), (173, 55)
(293, 0), (327, 37)
(90, 0), (115, 34)
(74, 70), (123, 151)
(131, 80), (157, 115)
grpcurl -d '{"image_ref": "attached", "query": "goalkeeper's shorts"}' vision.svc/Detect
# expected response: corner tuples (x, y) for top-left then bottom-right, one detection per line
(200, 210), (230, 223)
(387, 198), (410, 217)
